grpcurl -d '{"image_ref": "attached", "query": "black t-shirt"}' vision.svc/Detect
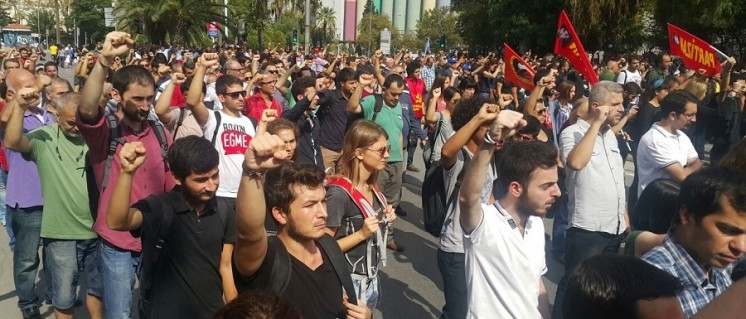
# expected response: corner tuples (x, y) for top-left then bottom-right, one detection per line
(133, 190), (237, 319)
(235, 237), (346, 319)
(317, 89), (350, 152)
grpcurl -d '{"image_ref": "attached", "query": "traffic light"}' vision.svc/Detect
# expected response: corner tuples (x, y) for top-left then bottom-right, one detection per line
(439, 35), (446, 49)
(292, 29), (298, 43)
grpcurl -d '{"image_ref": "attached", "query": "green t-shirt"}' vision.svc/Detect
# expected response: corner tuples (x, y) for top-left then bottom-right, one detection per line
(360, 95), (403, 162)
(27, 124), (96, 240)
(599, 70), (616, 82)
(285, 90), (297, 109)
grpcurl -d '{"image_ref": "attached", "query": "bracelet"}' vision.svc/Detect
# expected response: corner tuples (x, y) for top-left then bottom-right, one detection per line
(484, 132), (497, 145)
(98, 58), (111, 69)
(242, 167), (266, 179)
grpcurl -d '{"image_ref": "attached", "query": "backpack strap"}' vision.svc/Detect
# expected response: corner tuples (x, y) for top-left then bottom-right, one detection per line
(211, 111), (222, 146)
(446, 149), (470, 209)
(425, 113), (444, 163)
(102, 114), (125, 191)
(318, 234), (359, 306)
(326, 176), (387, 219)
(268, 235), (292, 295)
(370, 94), (384, 122)
(139, 193), (177, 309)
(147, 119), (169, 162)
(173, 107), (187, 138)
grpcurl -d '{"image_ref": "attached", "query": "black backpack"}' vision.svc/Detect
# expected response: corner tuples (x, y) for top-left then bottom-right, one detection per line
(138, 192), (232, 318)
(421, 150), (469, 237)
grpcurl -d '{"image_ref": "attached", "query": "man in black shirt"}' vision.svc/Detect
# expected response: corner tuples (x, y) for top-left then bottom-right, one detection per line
(283, 75), (323, 169)
(233, 132), (372, 319)
(316, 68), (358, 172)
(107, 136), (237, 319)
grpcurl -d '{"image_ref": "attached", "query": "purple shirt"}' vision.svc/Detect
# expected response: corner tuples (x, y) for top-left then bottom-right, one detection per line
(5, 109), (56, 208)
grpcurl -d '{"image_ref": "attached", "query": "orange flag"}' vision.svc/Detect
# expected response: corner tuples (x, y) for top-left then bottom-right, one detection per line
(554, 10), (598, 85)
(503, 43), (536, 91)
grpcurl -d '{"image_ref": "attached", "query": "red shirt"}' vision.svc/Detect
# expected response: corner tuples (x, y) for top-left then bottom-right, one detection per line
(170, 85), (186, 108)
(406, 77), (426, 119)
(243, 92), (283, 121)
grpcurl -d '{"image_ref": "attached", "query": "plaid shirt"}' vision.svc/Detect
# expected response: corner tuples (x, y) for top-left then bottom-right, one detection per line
(642, 233), (733, 318)
(421, 64), (436, 91)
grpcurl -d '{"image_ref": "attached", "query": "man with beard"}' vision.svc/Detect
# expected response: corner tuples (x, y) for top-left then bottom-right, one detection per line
(459, 111), (558, 319)
(553, 81), (629, 319)
(4, 91), (103, 319)
(107, 137), (237, 319)
(77, 31), (175, 319)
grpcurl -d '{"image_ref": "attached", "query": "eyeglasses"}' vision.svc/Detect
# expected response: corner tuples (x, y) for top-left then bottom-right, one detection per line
(223, 90), (246, 99)
(261, 80), (278, 86)
(366, 145), (391, 157)
(267, 70), (279, 74)
(537, 109), (547, 115)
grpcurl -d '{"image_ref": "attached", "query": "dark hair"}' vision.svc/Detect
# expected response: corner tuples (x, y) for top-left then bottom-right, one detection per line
(632, 179), (680, 233)
(383, 73), (405, 90)
(564, 254), (682, 319)
(406, 61), (420, 78)
(516, 116), (541, 138)
(660, 89), (698, 117)
(216, 74), (243, 95)
(457, 77), (477, 91)
(168, 136), (219, 180)
(493, 141), (558, 199)
(622, 82), (642, 96)
(443, 87), (460, 102)
(678, 166), (746, 224)
(264, 162), (326, 218)
(290, 76), (316, 100)
(182, 60), (196, 71)
(43, 61), (58, 70)
(431, 74), (450, 93)
(212, 290), (300, 319)
(720, 138), (746, 170)
(3, 58), (19, 69)
(336, 67), (356, 85)
(450, 95), (494, 131)
(111, 65), (156, 96)
(533, 68), (552, 85)
(181, 77), (206, 95)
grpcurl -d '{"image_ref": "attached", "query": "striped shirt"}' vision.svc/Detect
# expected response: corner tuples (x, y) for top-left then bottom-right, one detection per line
(642, 233), (733, 318)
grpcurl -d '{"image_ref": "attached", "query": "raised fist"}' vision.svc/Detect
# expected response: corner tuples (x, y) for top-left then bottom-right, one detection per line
(243, 132), (289, 172)
(171, 72), (187, 84)
(15, 87), (40, 108)
(119, 142), (147, 174)
(102, 31), (134, 64)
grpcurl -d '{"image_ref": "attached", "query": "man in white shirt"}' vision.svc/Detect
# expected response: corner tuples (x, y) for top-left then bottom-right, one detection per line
(459, 109), (560, 319)
(616, 55), (643, 86)
(636, 90), (702, 196)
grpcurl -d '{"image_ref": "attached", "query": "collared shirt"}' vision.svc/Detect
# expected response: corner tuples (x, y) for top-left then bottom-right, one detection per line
(636, 123), (698, 196)
(5, 108), (56, 208)
(316, 89), (350, 152)
(421, 64), (436, 91)
(244, 92), (283, 122)
(464, 202), (546, 319)
(643, 233), (733, 318)
(77, 111), (176, 252)
(282, 96), (323, 169)
(560, 119), (626, 234)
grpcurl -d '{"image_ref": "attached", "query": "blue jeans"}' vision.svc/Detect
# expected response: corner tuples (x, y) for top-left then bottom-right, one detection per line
(99, 240), (140, 319)
(551, 227), (624, 319)
(10, 205), (43, 310)
(550, 201), (568, 255)
(437, 249), (467, 319)
(44, 238), (103, 309)
(0, 171), (13, 249)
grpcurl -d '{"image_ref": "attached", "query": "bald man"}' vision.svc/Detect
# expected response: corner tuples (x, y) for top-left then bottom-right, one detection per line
(4, 69), (57, 319)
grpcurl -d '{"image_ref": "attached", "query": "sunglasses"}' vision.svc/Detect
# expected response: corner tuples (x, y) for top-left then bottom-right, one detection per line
(224, 90), (246, 99)
(366, 145), (391, 157)
(267, 70), (279, 74)
(537, 109), (547, 115)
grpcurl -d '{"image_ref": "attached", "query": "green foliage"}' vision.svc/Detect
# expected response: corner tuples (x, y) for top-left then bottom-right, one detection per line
(416, 7), (463, 49)
(0, 0), (12, 27)
(70, 0), (109, 43)
(113, 0), (226, 45)
(356, 13), (397, 55)
(25, 9), (55, 36)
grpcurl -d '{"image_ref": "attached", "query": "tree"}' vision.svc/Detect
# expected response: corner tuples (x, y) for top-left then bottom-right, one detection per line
(316, 6), (336, 46)
(0, 0), (13, 27)
(70, 0), (108, 44)
(363, 0), (377, 14)
(416, 7), (463, 50)
(114, 0), (226, 44)
(26, 9), (55, 40)
(356, 12), (397, 56)
(565, 0), (647, 51)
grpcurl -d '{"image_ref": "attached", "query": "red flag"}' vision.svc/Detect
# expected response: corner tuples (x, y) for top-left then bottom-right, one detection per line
(503, 43), (536, 91)
(668, 23), (723, 76)
(554, 10), (599, 85)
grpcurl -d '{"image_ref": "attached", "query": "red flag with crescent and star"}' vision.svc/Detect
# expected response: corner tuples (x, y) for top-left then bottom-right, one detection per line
(503, 43), (536, 91)
(554, 10), (599, 85)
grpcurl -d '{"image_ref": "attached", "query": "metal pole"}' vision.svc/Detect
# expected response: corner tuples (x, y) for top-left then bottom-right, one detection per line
(304, 0), (310, 55)
(55, 0), (60, 44)
(224, 0), (229, 43)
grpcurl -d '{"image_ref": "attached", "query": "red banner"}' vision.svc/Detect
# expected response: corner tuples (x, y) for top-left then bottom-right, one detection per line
(554, 10), (598, 85)
(668, 23), (722, 76)
(503, 43), (536, 91)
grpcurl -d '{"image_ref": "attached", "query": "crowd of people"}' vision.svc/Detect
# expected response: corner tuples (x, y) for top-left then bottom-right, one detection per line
(1, 30), (746, 319)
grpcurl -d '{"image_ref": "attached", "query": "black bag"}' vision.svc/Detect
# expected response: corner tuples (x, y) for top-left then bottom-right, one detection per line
(421, 150), (469, 237)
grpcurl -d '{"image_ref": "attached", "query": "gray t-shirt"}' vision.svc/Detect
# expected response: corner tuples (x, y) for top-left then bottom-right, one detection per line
(431, 112), (454, 163)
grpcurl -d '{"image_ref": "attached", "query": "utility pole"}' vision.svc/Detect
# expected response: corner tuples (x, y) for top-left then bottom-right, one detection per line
(304, 0), (310, 55)
(55, 0), (60, 44)
(224, 0), (229, 43)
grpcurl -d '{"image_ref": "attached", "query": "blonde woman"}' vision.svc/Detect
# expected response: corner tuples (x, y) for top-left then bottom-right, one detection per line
(325, 120), (396, 312)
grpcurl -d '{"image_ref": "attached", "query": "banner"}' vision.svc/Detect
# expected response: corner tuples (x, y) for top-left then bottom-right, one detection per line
(503, 43), (536, 91)
(668, 23), (723, 76)
(554, 10), (598, 85)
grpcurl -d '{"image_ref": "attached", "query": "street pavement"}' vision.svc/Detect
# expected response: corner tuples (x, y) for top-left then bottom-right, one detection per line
(0, 62), (664, 318)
